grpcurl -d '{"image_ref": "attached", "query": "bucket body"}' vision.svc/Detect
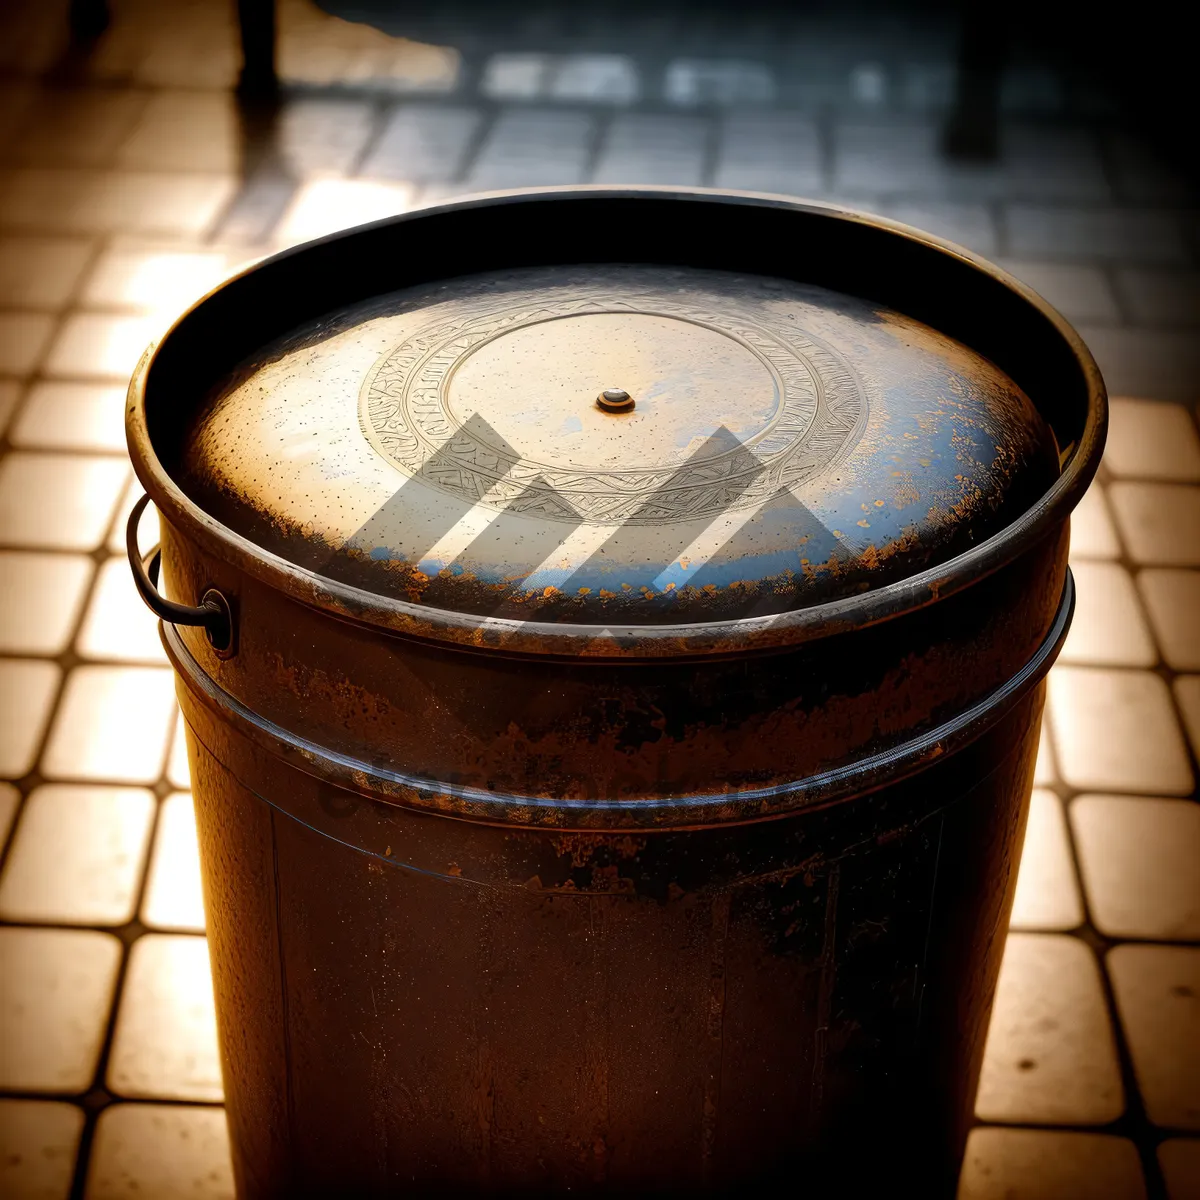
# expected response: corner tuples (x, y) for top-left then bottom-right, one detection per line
(164, 559), (1069, 1197)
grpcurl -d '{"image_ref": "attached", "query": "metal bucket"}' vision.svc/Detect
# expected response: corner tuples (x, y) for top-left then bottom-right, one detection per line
(125, 189), (1105, 1197)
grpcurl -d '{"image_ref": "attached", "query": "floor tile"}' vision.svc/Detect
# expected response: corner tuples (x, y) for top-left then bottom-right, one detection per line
(1158, 1139), (1200, 1200)
(0, 169), (237, 238)
(107, 11), (240, 91)
(665, 59), (776, 107)
(82, 243), (234, 314)
(975, 933), (1124, 1125)
(0, 926), (122, 1092)
(43, 313), (160, 380)
(1078, 328), (1200, 407)
(166, 716), (190, 791)
(117, 92), (241, 174)
(550, 54), (640, 105)
(10, 381), (127, 452)
(0, 453), (128, 550)
(213, 176), (296, 245)
(41, 665), (175, 784)
(0, 659), (60, 778)
(1070, 485), (1121, 559)
(1107, 944), (1200, 1130)
(1033, 720), (1057, 786)
(76, 558), (167, 664)
(276, 97), (376, 178)
(830, 116), (942, 196)
(1059, 561), (1155, 667)
(479, 52), (549, 100)
(1004, 205), (1187, 263)
(1177, 676), (1200, 759)
(1071, 795), (1200, 940)
(141, 792), (205, 933)
(0, 551), (92, 655)
(1108, 482), (1200, 567)
(1047, 667), (1194, 796)
(107, 934), (223, 1102)
(0, 311), (56, 375)
(996, 260), (1121, 324)
(0, 784), (155, 926)
(0, 236), (93, 308)
(6, 88), (147, 168)
(1115, 269), (1200, 327)
(833, 119), (1107, 202)
(712, 113), (822, 196)
(0, 782), (18, 850)
(1104, 399), (1200, 482)
(592, 112), (706, 187)
(1138, 570), (1200, 670)
(0, 1098), (84, 1200)
(85, 1103), (234, 1200)
(468, 108), (597, 189)
(360, 103), (482, 182)
(274, 178), (415, 246)
(1010, 790), (1083, 931)
(957, 1127), (1146, 1200)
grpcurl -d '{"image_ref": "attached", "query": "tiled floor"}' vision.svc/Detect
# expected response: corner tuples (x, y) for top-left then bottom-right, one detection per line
(0, 2), (1198, 1198)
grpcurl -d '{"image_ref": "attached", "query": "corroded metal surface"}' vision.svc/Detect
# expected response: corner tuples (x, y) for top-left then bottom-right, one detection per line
(179, 654), (1049, 1196)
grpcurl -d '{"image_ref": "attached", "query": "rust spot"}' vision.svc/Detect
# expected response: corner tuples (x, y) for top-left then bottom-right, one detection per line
(549, 831), (647, 866)
(590, 863), (634, 893)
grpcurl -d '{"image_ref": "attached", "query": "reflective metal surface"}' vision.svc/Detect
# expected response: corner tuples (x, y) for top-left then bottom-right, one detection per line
(179, 264), (1059, 623)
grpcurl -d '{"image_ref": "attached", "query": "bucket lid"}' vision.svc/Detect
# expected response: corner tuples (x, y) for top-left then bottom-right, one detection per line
(173, 214), (1062, 627)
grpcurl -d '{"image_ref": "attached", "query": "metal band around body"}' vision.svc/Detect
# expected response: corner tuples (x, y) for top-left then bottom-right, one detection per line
(162, 570), (1074, 832)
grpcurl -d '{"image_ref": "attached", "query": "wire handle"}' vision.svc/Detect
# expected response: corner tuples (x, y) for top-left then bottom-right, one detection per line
(127, 492), (235, 657)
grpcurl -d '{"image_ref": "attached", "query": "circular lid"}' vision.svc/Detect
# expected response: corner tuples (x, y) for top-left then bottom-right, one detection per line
(177, 260), (1059, 625)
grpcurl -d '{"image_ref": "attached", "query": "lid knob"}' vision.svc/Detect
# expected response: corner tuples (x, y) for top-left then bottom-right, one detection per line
(596, 387), (635, 413)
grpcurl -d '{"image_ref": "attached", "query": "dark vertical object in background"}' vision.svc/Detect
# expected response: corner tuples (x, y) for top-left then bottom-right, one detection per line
(68, 0), (110, 42)
(942, 2), (1009, 161)
(236, 0), (279, 99)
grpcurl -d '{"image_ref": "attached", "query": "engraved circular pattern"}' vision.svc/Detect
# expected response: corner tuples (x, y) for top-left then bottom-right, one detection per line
(360, 291), (868, 525)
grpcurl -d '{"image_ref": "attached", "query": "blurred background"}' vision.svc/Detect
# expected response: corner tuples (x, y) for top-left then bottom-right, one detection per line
(0, 1), (1197, 1197)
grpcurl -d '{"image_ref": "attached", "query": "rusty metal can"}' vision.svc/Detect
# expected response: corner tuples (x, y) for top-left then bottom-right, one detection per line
(125, 189), (1105, 1197)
